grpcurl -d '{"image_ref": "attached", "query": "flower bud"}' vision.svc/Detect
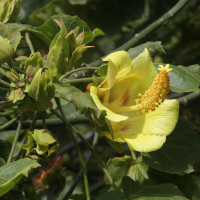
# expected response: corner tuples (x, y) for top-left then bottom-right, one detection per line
(6, 69), (19, 83)
(0, 0), (21, 23)
(0, 36), (14, 65)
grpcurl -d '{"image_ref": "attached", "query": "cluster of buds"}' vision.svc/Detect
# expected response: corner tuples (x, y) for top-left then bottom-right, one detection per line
(21, 129), (60, 160)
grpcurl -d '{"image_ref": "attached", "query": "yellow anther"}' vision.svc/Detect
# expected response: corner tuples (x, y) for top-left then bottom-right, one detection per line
(135, 64), (172, 114)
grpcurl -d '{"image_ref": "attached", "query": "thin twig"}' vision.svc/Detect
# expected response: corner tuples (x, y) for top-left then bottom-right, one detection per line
(55, 98), (90, 200)
(63, 132), (99, 200)
(0, 113), (21, 132)
(25, 32), (35, 54)
(0, 79), (10, 88)
(7, 113), (24, 164)
(59, 67), (98, 81)
(88, 0), (191, 68)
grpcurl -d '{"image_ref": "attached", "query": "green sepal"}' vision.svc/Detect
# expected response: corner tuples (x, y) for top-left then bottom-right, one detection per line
(21, 132), (35, 151)
(76, 30), (84, 46)
(33, 129), (56, 146)
(28, 69), (55, 102)
(7, 89), (25, 103)
(98, 64), (108, 77)
(24, 52), (44, 79)
(21, 129), (59, 160)
(66, 30), (77, 57)
(36, 144), (49, 155)
(0, 36), (14, 65)
(66, 44), (90, 72)
(6, 69), (19, 83)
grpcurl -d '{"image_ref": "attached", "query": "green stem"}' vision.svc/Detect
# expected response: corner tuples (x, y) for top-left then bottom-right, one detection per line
(7, 60), (26, 74)
(63, 77), (94, 84)
(1, 64), (11, 71)
(59, 67), (98, 81)
(50, 108), (118, 191)
(55, 98), (90, 200)
(63, 132), (98, 200)
(25, 32), (35, 54)
(0, 113), (21, 131)
(0, 79), (10, 88)
(177, 92), (200, 107)
(88, 0), (190, 68)
(7, 113), (24, 164)
(115, 0), (190, 51)
(131, 150), (137, 161)
(41, 111), (47, 129)
(4, 115), (89, 130)
(0, 87), (10, 91)
(0, 106), (19, 116)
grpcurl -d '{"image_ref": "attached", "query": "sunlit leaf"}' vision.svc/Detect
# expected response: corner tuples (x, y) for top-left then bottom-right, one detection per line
(35, 12), (104, 45)
(142, 117), (200, 175)
(54, 80), (113, 137)
(0, 158), (40, 197)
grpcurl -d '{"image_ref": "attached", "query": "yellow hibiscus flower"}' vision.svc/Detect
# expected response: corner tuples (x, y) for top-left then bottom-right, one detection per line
(90, 48), (179, 152)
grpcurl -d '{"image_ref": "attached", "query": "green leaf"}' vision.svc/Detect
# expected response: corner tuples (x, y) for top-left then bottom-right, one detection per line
(35, 12), (104, 45)
(1, 189), (26, 200)
(0, 158), (40, 197)
(105, 155), (149, 189)
(0, 22), (21, 52)
(127, 41), (165, 60)
(0, 0), (21, 23)
(147, 167), (194, 199)
(6, 23), (51, 51)
(0, 139), (11, 163)
(54, 80), (113, 137)
(105, 155), (193, 199)
(154, 63), (200, 93)
(142, 117), (200, 175)
(96, 191), (126, 200)
(122, 176), (187, 199)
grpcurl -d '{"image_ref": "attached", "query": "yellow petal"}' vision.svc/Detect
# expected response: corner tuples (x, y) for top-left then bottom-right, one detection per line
(127, 48), (158, 95)
(90, 86), (128, 122)
(103, 51), (132, 88)
(104, 131), (125, 143)
(125, 134), (166, 152)
(120, 99), (179, 136)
